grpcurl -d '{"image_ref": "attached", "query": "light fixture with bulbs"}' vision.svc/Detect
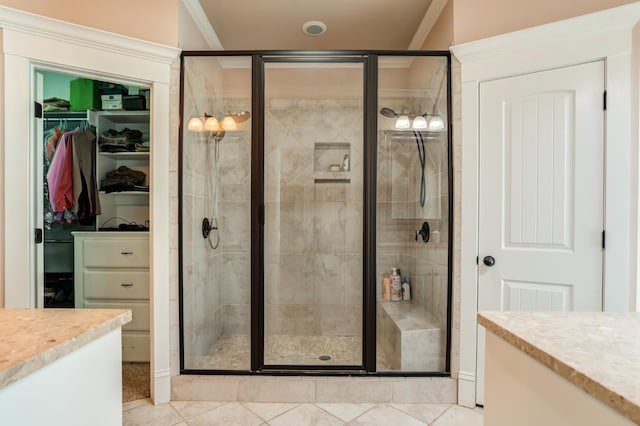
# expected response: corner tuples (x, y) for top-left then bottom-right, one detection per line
(379, 107), (445, 131)
(187, 110), (250, 142)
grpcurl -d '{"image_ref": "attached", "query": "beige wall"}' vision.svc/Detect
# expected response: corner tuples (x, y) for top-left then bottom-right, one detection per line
(0, 0), (179, 47)
(453, 0), (637, 44)
(421, 0), (454, 50)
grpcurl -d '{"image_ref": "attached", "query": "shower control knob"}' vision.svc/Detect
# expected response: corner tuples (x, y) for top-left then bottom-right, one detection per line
(483, 256), (496, 267)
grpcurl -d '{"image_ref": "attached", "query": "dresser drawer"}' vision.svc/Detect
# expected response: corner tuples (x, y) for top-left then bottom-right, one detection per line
(82, 239), (149, 268)
(84, 301), (150, 331)
(122, 332), (150, 362)
(83, 270), (149, 300)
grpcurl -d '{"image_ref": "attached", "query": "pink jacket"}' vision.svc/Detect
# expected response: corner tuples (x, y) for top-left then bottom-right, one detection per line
(47, 128), (79, 212)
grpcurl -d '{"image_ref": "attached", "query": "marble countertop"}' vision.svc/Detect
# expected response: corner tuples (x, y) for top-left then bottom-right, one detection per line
(478, 311), (640, 424)
(0, 308), (131, 390)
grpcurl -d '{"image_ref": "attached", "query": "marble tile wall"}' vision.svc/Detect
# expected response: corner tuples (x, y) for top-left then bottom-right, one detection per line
(264, 97), (364, 338)
(376, 57), (450, 370)
(180, 57), (252, 367)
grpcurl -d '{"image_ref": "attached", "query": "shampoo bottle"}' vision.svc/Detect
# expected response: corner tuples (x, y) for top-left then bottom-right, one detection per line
(391, 268), (402, 301)
(382, 271), (391, 301)
(402, 277), (411, 301)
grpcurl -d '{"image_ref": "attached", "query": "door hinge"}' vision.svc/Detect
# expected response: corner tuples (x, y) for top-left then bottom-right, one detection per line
(34, 102), (43, 119)
(603, 91), (607, 111)
(602, 230), (606, 249)
(476, 256), (479, 265)
(35, 228), (43, 244)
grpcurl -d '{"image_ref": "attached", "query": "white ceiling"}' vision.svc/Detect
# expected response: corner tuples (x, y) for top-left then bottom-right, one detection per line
(191, 0), (442, 51)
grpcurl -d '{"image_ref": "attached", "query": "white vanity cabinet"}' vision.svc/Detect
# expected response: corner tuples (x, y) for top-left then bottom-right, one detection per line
(73, 231), (150, 361)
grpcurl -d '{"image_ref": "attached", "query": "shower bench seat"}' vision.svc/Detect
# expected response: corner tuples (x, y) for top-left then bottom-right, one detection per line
(377, 300), (444, 371)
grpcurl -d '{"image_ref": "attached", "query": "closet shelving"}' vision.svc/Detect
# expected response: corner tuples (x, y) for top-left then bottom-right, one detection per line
(88, 110), (150, 229)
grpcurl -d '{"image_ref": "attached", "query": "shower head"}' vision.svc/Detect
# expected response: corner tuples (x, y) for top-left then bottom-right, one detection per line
(380, 107), (397, 118)
(233, 110), (251, 123)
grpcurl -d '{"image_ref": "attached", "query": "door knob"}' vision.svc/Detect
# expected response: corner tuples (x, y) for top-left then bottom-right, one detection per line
(483, 256), (496, 267)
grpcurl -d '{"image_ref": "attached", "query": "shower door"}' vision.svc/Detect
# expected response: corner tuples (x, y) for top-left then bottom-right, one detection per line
(261, 57), (366, 368)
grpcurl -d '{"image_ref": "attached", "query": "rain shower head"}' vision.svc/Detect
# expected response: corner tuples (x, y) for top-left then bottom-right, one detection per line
(379, 107), (397, 118)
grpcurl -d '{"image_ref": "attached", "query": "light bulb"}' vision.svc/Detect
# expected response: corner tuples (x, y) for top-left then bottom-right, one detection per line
(428, 115), (445, 131)
(222, 115), (237, 131)
(395, 115), (411, 129)
(204, 116), (219, 132)
(412, 116), (428, 130)
(187, 116), (204, 132)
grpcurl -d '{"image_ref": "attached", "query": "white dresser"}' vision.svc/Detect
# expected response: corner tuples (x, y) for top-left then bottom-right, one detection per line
(72, 231), (150, 362)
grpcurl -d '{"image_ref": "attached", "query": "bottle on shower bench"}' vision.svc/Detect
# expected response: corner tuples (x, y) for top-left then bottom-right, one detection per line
(382, 271), (391, 301)
(402, 277), (411, 301)
(390, 268), (402, 301)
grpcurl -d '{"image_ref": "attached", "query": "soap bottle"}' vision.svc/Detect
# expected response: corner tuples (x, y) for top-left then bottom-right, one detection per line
(382, 271), (391, 301)
(390, 268), (402, 301)
(342, 154), (350, 171)
(402, 277), (411, 301)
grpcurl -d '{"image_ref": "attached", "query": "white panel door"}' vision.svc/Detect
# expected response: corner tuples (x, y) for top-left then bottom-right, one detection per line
(476, 61), (605, 404)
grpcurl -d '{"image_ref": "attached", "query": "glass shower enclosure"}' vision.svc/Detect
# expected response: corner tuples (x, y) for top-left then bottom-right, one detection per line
(180, 52), (451, 375)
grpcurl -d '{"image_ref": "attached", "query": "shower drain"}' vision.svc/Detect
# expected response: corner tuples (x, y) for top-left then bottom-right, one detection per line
(318, 355), (331, 361)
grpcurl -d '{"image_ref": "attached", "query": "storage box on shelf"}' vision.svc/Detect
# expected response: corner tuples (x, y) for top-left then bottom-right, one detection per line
(72, 232), (150, 361)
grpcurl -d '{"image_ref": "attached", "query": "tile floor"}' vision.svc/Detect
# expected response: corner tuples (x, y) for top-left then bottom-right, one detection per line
(123, 399), (483, 425)
(185, 334), (393, 371)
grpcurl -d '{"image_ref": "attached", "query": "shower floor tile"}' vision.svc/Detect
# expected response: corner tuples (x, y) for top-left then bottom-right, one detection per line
(186, 334), (391, 371)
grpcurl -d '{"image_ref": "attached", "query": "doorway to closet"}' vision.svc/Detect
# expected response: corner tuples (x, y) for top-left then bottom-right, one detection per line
(36, 69), (152, 402)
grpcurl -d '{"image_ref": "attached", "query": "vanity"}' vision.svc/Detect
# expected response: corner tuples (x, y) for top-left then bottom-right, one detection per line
(479, 311), (639, 426)
(0, 308), (131, 426)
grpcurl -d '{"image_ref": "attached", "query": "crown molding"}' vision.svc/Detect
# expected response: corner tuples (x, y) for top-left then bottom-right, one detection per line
(451, 2), (640, 64)
(0, 6), (179, 64)
(181, 0), (223, 50)
(409, 0), (448, 50)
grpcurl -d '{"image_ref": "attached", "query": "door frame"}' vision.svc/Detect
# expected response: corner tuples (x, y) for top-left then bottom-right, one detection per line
(452, 3), (640, 406)
(0, 7), (179, 403)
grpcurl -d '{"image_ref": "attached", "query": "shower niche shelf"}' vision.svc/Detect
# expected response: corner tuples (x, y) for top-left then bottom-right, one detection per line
(313, 142), (351, 184)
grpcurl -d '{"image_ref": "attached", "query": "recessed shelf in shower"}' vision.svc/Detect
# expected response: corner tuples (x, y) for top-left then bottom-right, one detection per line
(314, 142), (350, 172)
(313, 142), (351, 183)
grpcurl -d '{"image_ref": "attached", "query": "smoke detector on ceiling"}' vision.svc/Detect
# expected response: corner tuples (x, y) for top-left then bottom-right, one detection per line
(302, 21), (327, 36)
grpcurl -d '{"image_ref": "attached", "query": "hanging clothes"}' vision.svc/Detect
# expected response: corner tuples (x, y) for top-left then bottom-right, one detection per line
(46, 127), (63, 162)
(47, 128), (80, 213)
(71, 129), (100, 216)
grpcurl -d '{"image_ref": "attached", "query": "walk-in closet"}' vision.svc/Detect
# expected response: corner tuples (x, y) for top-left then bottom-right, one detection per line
(39, 70), (152, 401)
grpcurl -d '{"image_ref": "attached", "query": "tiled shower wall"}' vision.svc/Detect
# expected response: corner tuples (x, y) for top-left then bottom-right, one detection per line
(377, 58), (450, 333)
(376, 126), (449, 326)
(181, 59), (225, 359)
(263, 97), (364, 337)
(216, 99), (251, 337)
(181, 58), (253, 363)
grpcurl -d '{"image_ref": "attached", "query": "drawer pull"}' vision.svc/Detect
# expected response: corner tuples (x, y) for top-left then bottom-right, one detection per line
(121, 282), (134, 287)
(121, 251), (134, 255)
